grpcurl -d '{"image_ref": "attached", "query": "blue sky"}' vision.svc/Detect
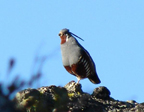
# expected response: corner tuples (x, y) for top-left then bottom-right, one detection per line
(0, 1), (144, 103)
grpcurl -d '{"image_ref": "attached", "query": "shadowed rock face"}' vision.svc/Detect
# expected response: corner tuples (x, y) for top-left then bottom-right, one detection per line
(13, 81), (144, 112)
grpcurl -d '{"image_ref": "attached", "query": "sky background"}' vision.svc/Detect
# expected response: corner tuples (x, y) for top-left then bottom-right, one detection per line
(0, 1), (144, 103)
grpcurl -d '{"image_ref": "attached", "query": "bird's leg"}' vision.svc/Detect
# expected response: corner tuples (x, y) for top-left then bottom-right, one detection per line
(76, 77), (81, 84)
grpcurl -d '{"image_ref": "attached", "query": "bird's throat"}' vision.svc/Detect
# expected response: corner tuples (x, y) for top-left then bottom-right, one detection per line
(61, 35), (69, 44)
(60, 35), (67, 44)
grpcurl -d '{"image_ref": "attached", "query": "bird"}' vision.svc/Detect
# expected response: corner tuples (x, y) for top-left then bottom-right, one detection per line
(58, 28), (101, 84)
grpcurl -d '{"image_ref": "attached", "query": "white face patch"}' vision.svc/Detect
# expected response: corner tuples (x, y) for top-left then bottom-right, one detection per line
(66, 34), (69, 42)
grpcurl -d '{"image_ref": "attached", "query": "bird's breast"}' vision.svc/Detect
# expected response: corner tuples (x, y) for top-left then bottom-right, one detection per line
(61, 42), (81, 66)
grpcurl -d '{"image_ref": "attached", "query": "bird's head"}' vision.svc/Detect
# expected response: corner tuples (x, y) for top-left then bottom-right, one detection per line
(58, 28), (84, 44)
(59, 28), (71, 44)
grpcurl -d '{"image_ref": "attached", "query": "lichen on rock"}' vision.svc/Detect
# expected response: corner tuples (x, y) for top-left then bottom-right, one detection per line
(13, 81), (144, 112)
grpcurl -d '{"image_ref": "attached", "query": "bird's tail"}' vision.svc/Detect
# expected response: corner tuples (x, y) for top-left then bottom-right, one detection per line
(88, 73), (101, 84)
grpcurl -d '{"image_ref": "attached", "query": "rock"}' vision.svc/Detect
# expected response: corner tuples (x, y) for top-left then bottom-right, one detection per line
(14, 88), (40, 109)
(12, 81), (144, 112)
(14, 86), (69, 112)
(64, 81), (83, 93)
(92, 86), (110, 100)
(64, 80), (84, 99)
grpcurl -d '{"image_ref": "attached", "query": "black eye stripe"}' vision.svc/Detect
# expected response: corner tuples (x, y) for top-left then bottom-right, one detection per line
(59, 33), (66, 36)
